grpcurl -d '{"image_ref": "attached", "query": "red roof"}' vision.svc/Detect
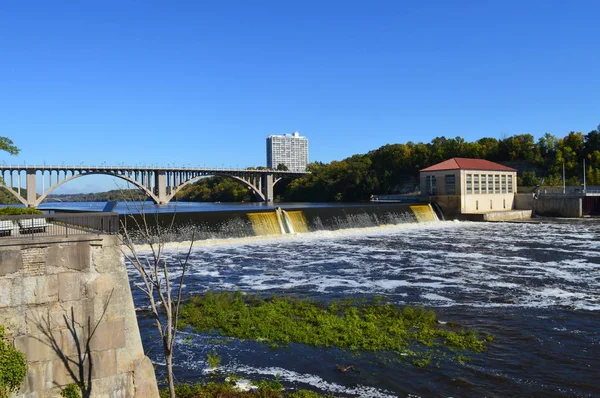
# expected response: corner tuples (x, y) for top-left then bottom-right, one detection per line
(420, 158), (516, 172)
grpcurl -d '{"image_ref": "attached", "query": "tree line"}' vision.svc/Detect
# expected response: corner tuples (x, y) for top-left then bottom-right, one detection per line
(0, 188), (148, 205)
(279, 125), (600, 202)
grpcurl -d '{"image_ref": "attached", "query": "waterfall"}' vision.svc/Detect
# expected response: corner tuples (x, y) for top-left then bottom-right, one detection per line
(247, 208), (310, 236)
(248, 206), (437, 237)
(409, 204), (439, 222)
(284, 211), (309, 233)
(247, 212), (283, 235)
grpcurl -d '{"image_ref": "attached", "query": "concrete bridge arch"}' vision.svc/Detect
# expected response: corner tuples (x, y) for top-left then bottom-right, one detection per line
(0, 165), (305, 207)
(33, 172), (161, 207)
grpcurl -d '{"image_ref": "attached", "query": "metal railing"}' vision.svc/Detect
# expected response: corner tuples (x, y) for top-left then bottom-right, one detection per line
(0, 212), (120, 240)
(536, 190), (600, 198)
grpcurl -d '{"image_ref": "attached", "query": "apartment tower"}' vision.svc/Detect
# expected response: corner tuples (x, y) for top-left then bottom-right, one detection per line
(266, 132), (309, 171)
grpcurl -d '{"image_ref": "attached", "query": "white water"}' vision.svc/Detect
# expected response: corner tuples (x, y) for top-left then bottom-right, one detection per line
(129, 220), (600, 312)
(128, 219), (600, 396)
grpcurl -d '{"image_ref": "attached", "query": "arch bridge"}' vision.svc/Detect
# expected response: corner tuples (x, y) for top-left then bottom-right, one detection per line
(0, 165), (308, 207)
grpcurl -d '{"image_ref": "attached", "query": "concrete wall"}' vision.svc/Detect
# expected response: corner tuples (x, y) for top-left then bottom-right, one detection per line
(514, 193), (534, 210)
(483, 210), (532, 221)
(533, 197), (582, 218)
(425, 195), (462, 220)
(460, 193), (515, 214)
(0, 235), (159, 398)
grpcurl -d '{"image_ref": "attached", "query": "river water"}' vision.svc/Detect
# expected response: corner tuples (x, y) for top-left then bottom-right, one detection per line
(39, 200), (355, 213)
(128, 219), (599, 397)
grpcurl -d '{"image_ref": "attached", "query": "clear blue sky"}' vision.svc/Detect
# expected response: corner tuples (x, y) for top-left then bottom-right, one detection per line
(1, 1), (599, 193)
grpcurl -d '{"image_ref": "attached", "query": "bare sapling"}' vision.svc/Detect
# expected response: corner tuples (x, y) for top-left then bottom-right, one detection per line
(119, 195), (195, 398)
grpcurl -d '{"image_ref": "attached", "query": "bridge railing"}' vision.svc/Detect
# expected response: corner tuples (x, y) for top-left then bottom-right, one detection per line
(0, 165), (309, 173)
(0, 212), (120, 240)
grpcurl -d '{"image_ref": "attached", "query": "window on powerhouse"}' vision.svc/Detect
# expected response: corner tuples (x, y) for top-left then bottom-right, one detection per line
(426, 175), (437, 194)
(445, 175), (456, 195)
(466, 174), (472, 194)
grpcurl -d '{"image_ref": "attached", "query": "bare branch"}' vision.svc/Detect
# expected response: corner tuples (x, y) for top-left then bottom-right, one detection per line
(120, 197), (196, 398)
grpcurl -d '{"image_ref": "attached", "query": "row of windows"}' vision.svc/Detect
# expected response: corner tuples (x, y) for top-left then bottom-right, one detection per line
(426, 173), (514, 195)
(466, 173), (513, 194)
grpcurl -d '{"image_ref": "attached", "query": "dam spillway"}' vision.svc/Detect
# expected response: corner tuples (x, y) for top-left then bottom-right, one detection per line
(119, 203), (439, 242)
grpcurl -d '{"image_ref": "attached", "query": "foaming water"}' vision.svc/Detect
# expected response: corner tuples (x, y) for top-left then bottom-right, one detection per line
(129, 220), (600, 397)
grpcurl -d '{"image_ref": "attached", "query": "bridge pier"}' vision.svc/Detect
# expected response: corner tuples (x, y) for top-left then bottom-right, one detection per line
(154, 171), (168, 204)
(26, 170), (37, 207)
(261, 174), (274, 202)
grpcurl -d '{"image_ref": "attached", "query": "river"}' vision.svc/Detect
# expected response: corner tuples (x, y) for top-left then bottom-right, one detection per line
(38, 200), (359, 213)
(127, 218), (600, 397)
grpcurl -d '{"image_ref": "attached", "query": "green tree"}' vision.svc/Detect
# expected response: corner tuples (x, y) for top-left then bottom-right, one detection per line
(476, 137), (500, 160)
(498, 134), (538, 162)
(0, 137), (19, 155)
(0, 137), (19, 189)
(538, 133), (559, 161)
(518, 171), (540, 187)
(584, 126), (600, 155)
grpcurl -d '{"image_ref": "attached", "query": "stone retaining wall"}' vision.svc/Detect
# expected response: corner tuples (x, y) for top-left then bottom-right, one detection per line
(0, 235), (158, 398)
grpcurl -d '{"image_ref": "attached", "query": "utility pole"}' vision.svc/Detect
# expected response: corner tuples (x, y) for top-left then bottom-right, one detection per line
(583, 158), (587, 193)
(562, 162), (566, 194)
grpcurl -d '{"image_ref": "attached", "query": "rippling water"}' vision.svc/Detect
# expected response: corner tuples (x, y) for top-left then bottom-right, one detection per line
(129, 220), (600, 397)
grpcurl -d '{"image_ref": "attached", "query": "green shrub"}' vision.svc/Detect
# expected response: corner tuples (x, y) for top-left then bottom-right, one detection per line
(0, 326), (27, 398)
(254, 374), (283, 392)
(0, 207), (43, 216)
(207, 349), (221, 369)
(60, 383), (82, 398)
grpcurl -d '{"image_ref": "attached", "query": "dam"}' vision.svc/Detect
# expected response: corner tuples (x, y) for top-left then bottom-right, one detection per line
(117, 202), (440, 241)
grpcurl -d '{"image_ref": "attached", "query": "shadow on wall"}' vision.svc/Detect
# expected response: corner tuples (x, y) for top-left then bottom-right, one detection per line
(34, 290), (114, 398)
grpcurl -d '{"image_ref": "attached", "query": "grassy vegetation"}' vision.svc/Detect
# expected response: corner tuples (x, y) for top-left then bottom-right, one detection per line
(160, 380), (332, 398)
(180, 292), (493, 366)
(0, 206), (43, 215)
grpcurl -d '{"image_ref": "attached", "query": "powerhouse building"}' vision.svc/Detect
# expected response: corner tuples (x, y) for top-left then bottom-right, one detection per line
(420, 158), (518, 214)
(266, 132), (309, 171)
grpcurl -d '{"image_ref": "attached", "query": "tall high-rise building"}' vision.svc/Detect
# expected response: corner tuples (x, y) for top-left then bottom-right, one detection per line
(266, 132), (309, 171)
